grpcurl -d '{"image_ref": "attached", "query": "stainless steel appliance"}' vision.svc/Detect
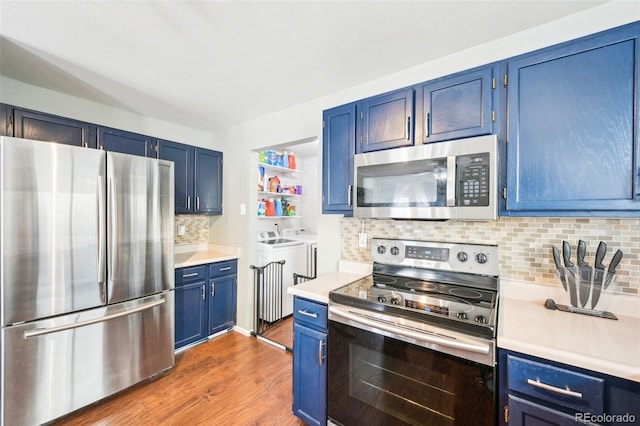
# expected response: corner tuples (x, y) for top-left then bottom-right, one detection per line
(328, 238), (499, 426)
(0, 136), (175, 426)
(353, 134), (498, 220)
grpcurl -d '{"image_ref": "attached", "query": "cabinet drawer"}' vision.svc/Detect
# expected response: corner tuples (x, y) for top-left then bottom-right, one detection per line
(507, 355), (604, 415)
(293, 297), (327, 331)
(175, 265), (207, 287)
(210, 260), (237, 278)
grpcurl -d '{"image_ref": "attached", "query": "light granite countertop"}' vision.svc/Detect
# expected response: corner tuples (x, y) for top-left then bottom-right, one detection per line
(174, 243), (241, 268)
(498, 279), (640, 383)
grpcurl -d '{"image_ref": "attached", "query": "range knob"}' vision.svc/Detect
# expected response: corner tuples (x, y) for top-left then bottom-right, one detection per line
(390, 246), (400, 256)
(390, 297), (401, 305)
(377, 245), (386, 255)
(456, 312), (468, 320)
(474, 315), (488, 324)
(457, 252), (468, 262)
(475, 253), (488, 264)
(377, 296), (386, 303)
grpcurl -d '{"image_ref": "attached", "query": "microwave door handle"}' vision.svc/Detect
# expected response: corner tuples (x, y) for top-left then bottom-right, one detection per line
(446, 156), (456, 207)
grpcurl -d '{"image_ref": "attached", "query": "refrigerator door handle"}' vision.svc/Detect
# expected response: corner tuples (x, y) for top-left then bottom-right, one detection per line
(108, 177), (117, 287)
(98, 176), (106, 301)
(23, 298), (166, 339)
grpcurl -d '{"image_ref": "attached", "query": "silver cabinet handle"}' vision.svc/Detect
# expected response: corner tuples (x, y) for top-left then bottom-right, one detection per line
(318, 340), (325, 365)
(183, 272), (199, 278)
(347, 184), (353, 206)
(187, 196), (191, 210)
(201, 285), (205, 300)
(425, 112), (430, 137)
(24, 299), (165, 338)
(526, 379), (583, 398)
(297, 309), (318, 318)
(407, 116), (411, 140)
(218, 267), (232, 272)
(211, 282), (215, 297)
(196, 196), (200, 210)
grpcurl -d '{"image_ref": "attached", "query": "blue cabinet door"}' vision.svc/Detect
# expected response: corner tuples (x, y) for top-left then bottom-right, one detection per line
(1, 103), (10, 136)
(158, 140), (194, 214)
(505, 23), (640, 215)
(322, 103), (356, 215)
(293, 323), (327, 426)
(359, 87), (414, 152)
(98, 127), (155, 157)
(417, 64), (496, 144)
(207, 274), (236, 335)
(194, 148), (223, 215)
(174, 280), (207, 349)
(508, 395), (582, 425)
(13, 107), (96, 148)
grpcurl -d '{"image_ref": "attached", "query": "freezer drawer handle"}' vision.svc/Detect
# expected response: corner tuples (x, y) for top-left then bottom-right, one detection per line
(23, 299), (166, 339)
(526, 378), (583, 398)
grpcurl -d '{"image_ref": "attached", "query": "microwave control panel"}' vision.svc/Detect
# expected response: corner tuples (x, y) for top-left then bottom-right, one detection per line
(457, 152), (490, 206)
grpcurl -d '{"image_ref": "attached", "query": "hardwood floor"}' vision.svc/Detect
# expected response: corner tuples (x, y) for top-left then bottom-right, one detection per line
(53, 332), (306, 426)
(261, 316), (294, 350)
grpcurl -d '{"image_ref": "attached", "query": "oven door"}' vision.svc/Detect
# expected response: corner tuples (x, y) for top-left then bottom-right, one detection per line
(328, 306), (495, 426)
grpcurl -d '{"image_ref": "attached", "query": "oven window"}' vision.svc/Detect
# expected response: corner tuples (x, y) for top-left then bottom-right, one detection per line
(328, 321), (494, 426)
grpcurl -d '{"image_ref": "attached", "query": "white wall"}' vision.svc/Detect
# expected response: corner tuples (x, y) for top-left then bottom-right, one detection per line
(213, 2), (639, 331)
(0, 76), (218, 148)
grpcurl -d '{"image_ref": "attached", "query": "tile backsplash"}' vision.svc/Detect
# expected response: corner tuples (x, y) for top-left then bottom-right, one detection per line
(341, 217), (640, 295)
(175, 214), (209, 245)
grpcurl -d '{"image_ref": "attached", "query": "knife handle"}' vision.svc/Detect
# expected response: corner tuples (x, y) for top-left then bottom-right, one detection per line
(608, 249), (623, 273)
(594, 241), (607, 270)
(552, 246), (563, 269)
(577, 240), (587, 267)
(562, 241), (574, 267)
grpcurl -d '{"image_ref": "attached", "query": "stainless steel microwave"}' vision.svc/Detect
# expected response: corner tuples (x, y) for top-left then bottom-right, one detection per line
(353, 134), (498, 220)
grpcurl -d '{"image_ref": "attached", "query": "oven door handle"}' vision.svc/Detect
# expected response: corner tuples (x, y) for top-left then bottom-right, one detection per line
(329, 307), (491, 355)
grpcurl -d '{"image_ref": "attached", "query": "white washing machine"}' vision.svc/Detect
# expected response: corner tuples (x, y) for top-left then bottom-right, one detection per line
(256, 231), (307, 320)
(281, 228), (318, 278)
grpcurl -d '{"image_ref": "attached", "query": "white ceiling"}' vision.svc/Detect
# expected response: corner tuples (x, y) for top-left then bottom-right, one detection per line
(0, 1), (610, 133)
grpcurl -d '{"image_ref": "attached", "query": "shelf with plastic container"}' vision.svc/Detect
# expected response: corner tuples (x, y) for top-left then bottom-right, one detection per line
(257, 150), (304, 219)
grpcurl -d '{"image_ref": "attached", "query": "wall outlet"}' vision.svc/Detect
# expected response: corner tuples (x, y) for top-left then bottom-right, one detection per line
(177, 224), (186, 236)
(358, 232), (367, 248)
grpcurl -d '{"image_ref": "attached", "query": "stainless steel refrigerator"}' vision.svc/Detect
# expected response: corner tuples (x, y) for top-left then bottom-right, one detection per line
(0, 136), (175, 425)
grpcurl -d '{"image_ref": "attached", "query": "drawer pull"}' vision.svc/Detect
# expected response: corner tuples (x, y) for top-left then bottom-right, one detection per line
(218, 267), (232, 271)
(297, 309), (318, 318)
(183, 272), (199, 278)
(527, 378), (583, 398)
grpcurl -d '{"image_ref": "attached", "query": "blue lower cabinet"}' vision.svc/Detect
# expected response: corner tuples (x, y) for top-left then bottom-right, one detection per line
(174, 280), (207, 349)
(175, 260), (237, 351)
(292, 297), (327, 426)
(499, 349), (640, 425)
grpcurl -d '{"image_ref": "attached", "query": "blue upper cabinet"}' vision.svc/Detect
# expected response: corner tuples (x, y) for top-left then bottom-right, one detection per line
(416, 64), (497, 144)
(322, 103), (356, 215)
(358, 87), (414, 153)
(158, 139), (193, 214)
(98, 127), (156, 157)
(194, 148), (223, 215)
(11, 106), (96, 148)
(158, 140), (223, 215)
(504, 22), (640, 215)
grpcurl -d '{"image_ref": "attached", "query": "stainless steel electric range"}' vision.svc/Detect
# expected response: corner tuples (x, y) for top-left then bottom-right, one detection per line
(328, 238), (499, 426)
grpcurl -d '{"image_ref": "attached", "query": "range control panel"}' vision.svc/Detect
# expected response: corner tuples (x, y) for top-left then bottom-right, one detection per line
(371, 238), (499, 276)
